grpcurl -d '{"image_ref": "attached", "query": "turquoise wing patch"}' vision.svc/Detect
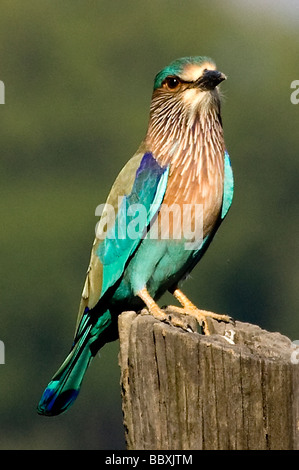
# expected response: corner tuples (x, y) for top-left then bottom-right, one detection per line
(97, 152), (169, 296)
(221, 150), (234, 219)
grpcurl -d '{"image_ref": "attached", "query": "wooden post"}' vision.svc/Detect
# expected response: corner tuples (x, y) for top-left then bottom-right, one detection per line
(118, 309), (299, 450)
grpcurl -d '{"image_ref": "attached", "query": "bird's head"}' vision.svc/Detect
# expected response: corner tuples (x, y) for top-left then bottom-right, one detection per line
(152, 56), (226, 116)
(146, 56), (226, 165)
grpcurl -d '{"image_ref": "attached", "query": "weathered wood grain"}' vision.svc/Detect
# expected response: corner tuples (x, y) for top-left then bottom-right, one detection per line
(118, 310), (299, 450)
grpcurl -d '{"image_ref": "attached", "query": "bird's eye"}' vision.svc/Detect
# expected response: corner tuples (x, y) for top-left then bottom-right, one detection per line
(163, 76), (181, 91)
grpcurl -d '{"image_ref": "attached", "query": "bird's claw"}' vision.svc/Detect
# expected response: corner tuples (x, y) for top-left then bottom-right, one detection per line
(140, 307), (195, 332)
(165, 304), (233, 335)
(166, 314), (195, 333)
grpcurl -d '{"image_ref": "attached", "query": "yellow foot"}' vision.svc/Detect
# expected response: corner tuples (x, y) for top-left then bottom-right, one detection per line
(137, 287), (193, 331)
(170, 288), (232, 335)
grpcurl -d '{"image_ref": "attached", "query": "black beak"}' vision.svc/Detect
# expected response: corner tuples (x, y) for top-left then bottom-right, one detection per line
(195, 70), (227, 90)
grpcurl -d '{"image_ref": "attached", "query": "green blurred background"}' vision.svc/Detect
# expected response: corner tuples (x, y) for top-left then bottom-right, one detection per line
(1, 0), (298, 449)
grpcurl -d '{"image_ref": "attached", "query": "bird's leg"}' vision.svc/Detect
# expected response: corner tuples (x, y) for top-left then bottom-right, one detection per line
(137, 287), (191, 330)
(137, 287), (168, 321)
(169, 288), (231, 335)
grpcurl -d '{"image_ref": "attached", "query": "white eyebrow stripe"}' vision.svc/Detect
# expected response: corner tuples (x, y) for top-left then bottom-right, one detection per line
(179, 62), (216, 82)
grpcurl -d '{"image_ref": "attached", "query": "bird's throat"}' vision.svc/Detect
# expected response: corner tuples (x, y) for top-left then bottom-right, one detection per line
(146, 94), (225, 237)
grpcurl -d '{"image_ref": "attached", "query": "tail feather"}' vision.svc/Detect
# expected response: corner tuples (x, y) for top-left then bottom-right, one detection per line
(37, 309), (112, 416)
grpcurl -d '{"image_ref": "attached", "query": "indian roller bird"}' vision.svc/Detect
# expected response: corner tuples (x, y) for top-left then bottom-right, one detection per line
(38, 56), (234, 416)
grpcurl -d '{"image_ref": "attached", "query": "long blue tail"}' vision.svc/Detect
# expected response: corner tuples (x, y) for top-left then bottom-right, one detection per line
(37, 308), (112, 416)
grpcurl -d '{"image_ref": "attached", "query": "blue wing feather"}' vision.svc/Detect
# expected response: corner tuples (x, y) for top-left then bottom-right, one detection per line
(221, 150), (234, 219)
(38, 152), (169, 416)
(97, 152), (169, 296)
